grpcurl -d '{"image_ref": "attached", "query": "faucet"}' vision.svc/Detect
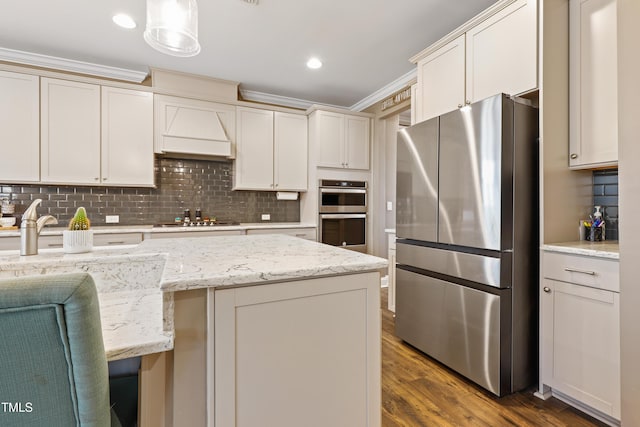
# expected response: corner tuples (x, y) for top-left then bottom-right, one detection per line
(20, 199), (58, 256)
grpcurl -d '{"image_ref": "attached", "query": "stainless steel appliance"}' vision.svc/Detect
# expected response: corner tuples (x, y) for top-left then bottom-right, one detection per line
(395, 93), (539, 396)
(319, 180), (367, 252)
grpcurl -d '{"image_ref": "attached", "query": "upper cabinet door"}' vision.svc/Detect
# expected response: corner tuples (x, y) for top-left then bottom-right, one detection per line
(466, 0), (538, 103)
(41, 78), (101, 184)
(274, 112), (307, 191)
(415, 34), (466, 122)
(345, 115), (370, 170)
(316, 111), (345, 168)
(0, 71), (39, 183)
(101, 87), (154, 187)
(569, 0), (618, 169)
(235, 107), (274, 190)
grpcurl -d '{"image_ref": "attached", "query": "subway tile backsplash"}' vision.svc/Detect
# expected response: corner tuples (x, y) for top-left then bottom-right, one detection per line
(592, 169), (619, 241)
(0, 158), (300, 226)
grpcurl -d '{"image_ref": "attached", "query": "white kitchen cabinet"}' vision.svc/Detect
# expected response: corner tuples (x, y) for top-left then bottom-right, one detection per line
(0, 71), (40, 183)
(148, 229), (244, 239)
(415, 34), (466, 121)
(0, 232), (143, 251)
(465, 0), (538, 103)
(41, 78), (154, 186)
(235, 107), (308, 191)
(41, 78), (101, 184)
(101, 87), (154, 186)
(246, 227), (316, 241)
(274, 112), (308, 190)
(540, 251), (620, 421)
(569, 0), (618, 169)
(412, 0), (537, 123)
(154, 94), (236, 158)
(212, 272), (381, 427)
(235, 107), (274, 190)
(312, 110), (370, 170)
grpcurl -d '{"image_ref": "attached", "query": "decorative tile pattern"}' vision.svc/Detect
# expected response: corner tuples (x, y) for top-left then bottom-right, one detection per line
(0, 158), (300, 226)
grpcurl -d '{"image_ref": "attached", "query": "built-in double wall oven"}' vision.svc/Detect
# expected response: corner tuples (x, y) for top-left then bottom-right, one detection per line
(318, 179), (367, 252)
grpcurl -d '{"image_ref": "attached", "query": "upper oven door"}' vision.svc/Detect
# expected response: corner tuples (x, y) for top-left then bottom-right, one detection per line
(319, 188), (367, 213)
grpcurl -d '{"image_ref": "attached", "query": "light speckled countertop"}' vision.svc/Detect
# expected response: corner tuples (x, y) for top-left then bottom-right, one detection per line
(0, 222), (317, 238)
(542, 240), (619, 260)
(0, 234), (386, 360)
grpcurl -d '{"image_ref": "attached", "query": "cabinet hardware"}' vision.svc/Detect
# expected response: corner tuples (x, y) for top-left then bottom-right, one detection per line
(564, 267), (596, 276)
(458, 104), (463, 108)
(543, 287), (551, 293)
(94, 177), (99, 181)
(570, 153), (578, 159)
(47, 243), (63, 248)
(107, 241), (126, 245)
(465, 100), (471, 105)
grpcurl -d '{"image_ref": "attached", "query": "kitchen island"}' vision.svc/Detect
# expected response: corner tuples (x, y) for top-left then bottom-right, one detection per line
(0, 234), (387, 427)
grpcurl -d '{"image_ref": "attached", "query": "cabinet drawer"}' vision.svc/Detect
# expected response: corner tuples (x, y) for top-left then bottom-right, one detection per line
(93, 233), (142, 246)
(543, 251), (619, 292)
(246, 227), (317, 241)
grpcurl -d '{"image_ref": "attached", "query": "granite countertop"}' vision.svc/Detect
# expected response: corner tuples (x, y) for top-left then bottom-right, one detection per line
(0, 222), (317, 238)
(0, 248), (171, 361)
(0, 234), (386, 360)
(132, 234), (388, 292)
(542, 240), (620, 260)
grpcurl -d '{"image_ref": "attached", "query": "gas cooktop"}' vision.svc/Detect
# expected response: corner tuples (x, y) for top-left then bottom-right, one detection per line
(154, 221), (240, 228)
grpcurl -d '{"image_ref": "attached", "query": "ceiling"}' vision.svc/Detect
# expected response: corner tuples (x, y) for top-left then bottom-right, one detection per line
(0, 0), (498, 109)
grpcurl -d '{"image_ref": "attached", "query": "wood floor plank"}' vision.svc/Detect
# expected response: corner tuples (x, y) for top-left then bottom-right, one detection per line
(380, 287), (608, 427)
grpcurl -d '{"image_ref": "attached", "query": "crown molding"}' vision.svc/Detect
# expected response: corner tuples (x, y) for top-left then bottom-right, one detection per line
(239, 89), (345, 110)
(348, 68), (417, 112)
(0, 47), (148, 83)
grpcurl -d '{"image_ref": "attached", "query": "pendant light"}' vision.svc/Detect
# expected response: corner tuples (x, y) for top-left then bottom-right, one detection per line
(144, 0), (201, 57)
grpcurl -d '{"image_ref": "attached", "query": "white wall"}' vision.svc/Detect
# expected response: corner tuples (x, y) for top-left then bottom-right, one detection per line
(618, 0), (640, 424)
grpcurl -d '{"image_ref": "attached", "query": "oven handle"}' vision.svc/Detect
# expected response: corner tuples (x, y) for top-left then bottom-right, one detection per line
(320, 214), (367, 219)
(320, 188), (367, 194)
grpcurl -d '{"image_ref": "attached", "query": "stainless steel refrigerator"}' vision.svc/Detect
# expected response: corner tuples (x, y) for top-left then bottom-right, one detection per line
(395, 93), (539, 396)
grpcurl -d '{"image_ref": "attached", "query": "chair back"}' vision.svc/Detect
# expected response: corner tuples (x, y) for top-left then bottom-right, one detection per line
(0, 272), (113, 427)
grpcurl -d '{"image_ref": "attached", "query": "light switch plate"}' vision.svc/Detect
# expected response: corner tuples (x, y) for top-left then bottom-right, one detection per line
(261, 214), (271, 221)
(386, 201), (393, 211)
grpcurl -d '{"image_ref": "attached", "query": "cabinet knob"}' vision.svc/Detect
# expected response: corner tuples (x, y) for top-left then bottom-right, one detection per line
(458, 104), (463, 108)
(543, 287), (551, 293)
(103, 177), (107, 181)
(94, 177), (99, 181)
(570, 153), (578, 159)
(465, 100), (471, 105)
(275, 184), (279, 188)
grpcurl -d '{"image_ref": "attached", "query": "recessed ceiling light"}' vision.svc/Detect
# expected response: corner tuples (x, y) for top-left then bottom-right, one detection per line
(113, 14), (137, 29)
(306, 57), (323, 69)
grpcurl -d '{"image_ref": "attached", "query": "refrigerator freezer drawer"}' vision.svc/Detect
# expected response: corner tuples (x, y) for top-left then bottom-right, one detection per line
(395, 268), (504, 396)
(396, 242), (506, 288)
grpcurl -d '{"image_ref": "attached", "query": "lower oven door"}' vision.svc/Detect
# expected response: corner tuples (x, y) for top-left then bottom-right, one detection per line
(319, 214), (366, 252)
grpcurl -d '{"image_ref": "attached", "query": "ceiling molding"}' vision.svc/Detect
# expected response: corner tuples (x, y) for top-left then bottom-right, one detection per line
(239, 89), (344, 110)
(0, 47), (148, 83)
(349, 68), (417, 112)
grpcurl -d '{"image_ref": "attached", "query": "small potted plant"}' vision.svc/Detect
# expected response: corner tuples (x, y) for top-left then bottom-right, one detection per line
(63, 207), (93, 253)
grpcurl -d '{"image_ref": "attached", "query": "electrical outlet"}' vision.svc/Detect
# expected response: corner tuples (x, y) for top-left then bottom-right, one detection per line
(105, 215), (119, 224)
(386, 201), (393, 211)
(261, 214), (271, 221)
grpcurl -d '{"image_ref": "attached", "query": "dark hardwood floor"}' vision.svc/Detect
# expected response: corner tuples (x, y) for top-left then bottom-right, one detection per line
(380, 287), (608, 427)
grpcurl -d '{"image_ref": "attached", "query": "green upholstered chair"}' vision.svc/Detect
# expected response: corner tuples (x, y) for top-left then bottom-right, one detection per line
(0, 272), (121, 427)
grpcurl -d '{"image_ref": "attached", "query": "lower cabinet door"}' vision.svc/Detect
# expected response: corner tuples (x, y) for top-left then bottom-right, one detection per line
(212, 272), (381, 427)
(541, 278), (620, 419)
